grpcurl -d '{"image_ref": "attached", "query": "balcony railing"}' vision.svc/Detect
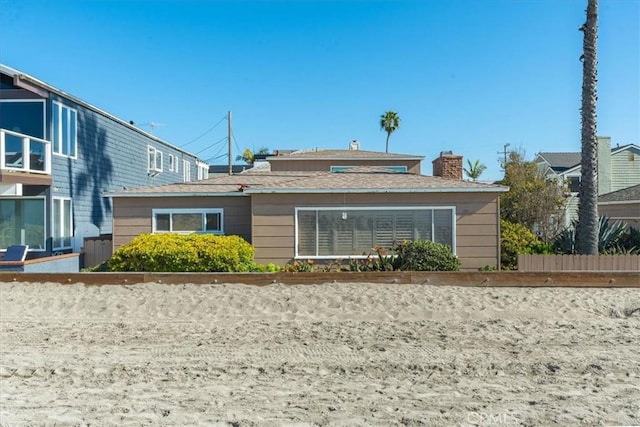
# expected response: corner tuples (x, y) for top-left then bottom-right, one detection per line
(0, 129), (51, 175)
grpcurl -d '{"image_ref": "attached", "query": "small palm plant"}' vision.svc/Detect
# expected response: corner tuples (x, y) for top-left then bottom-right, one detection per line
(463, 159), (487, 181)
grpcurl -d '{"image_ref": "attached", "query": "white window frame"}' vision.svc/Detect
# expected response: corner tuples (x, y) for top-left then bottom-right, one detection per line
(0, 196), (47, 252)
(183, 160), (191, 182)
(168, 154), (176, 172)
(294, 206), (456, 259)
(52, 197), (73, 250)
(148, 146), (163, 173)
(565, 174), (581, 194)
(152, 208), (223, 234)
(52, 101), (78, 158)
(196, 161), (209, 180)
(0, 99), (47, 139)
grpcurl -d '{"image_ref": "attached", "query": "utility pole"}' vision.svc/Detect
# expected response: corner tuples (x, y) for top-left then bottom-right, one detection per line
(228, 111), (232, 175)
(498, 143), (510, 171)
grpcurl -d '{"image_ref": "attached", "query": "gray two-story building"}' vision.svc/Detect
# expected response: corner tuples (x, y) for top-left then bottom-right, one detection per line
(0, 64), (208, 258)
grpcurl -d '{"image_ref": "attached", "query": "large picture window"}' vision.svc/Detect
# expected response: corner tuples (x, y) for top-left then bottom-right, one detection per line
(152, 208), (223, 234)
(0, 100), (46, 138)
(296, 207), (455, 258)
(0, 198), (46, 250)
(52, 198), (73, 249)
(52, 102), (77, 157)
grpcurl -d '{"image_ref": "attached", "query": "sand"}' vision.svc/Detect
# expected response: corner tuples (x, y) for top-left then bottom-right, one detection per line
(0, 281), (639, 426)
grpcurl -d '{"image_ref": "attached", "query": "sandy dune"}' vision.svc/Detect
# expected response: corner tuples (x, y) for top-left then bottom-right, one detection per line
(0, 282), (639, 426)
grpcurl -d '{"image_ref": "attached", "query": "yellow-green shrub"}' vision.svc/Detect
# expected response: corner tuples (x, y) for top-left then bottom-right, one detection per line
(108, 233), (255, 272)
(501, 220), (552, 270)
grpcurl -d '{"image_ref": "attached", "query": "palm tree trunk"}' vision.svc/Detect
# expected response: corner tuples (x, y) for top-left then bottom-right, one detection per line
(575, 0), (599, 255)
(385, 133), (390, 153)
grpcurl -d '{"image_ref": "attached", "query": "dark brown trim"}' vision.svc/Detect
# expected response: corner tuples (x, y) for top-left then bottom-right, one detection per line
(0, 271), (638, 287)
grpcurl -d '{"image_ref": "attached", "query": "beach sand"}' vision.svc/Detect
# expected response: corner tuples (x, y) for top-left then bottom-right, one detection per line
(0, 281), (639, 426)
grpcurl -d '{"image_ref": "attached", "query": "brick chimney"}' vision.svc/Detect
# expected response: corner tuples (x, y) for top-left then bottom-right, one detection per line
(432, 151), (463, 180)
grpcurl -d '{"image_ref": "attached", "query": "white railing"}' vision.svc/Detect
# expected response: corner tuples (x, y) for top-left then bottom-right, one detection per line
(0, 129), (51, 175)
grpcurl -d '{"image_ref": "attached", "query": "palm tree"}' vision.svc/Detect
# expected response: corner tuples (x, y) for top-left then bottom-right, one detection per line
(380, 111), (400, 153)
(575, 0), (599, 255)
(463, 159), (487, 181)
(236, 147), (269, 166)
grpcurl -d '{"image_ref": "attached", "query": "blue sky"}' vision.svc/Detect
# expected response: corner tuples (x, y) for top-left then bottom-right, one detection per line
(1, 0), (638, 181)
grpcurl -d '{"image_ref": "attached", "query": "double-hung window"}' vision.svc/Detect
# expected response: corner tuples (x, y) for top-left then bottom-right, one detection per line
(52, 198), (73, 249)
(168, 154), (176, 172)
(52, 102), (77, 157)
(296, 207), (455, 258)
(183, 160), (191, 182)
(152, 208), (223, 234)
(148, 146), (163, 173)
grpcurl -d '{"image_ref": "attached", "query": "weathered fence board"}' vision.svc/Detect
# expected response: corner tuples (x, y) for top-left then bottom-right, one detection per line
(518, 254), (640, 272)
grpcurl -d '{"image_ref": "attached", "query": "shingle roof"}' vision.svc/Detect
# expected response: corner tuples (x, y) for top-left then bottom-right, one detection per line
(106, 168), (507, 197)
(538, 144), (640, 172)
(536, 152), (582, 171)
(267, 149), (424, 161)
(599, 184), (640, 203)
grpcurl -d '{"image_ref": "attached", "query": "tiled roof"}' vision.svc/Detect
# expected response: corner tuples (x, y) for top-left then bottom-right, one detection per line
(267, 149), (424, 160)
(106, 168), (507, 197)
(599, 184), (640, 203)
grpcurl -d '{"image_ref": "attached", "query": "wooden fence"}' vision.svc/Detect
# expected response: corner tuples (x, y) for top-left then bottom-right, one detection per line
(82, 236), (113, 269)
(518, 254), (640, 272)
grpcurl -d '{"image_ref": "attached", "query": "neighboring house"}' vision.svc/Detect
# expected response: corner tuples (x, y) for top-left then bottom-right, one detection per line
(107, 149), (509, 271)
(0, 64), (207, 258)
(598, 184), (640, 230)
(535, 136), (640, 227)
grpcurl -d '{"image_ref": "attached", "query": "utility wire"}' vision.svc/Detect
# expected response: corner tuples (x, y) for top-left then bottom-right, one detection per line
(196, 136), (228, 156)
(181, 115), (227, 148)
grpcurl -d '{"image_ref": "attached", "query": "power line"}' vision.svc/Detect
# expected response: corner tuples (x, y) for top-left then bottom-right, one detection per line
(195, 136), (228, 156)
(181, 114), (227, 148)
(205, 153), (228, 163)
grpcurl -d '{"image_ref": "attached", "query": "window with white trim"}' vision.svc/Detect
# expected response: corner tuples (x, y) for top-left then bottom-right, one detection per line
(196, 161), (209, 180)
(0, 197), (46, 250)
(296, 207), (455, 257)
(52, 197), (73, 249)
(0, 99), (46, 138)
(152, 208), (223, 234)
(168, 154), (176, 172)
(148, 146), (163, 173)
(183, 160), (191, 182)
(566, 175), (580, 193)
(52, 102), (77, 157)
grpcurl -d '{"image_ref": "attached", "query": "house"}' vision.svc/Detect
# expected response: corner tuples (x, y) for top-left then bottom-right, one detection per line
(535, 137), (640, 226)
(0, 64), (208, 259)
(107, 148), (509, 271)
(598, 184), (640, 230)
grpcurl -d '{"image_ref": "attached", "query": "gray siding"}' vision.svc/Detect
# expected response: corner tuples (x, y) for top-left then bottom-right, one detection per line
(610, 147), (640, 192)
(49, 94), (201, 238)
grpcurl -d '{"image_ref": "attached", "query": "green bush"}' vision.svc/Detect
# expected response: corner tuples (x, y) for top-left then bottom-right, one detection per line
(392, 240), (461, 271)
(501, 220), (553, 270)
(553, 216), (639, 255)
(108, 233), (256, 272)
